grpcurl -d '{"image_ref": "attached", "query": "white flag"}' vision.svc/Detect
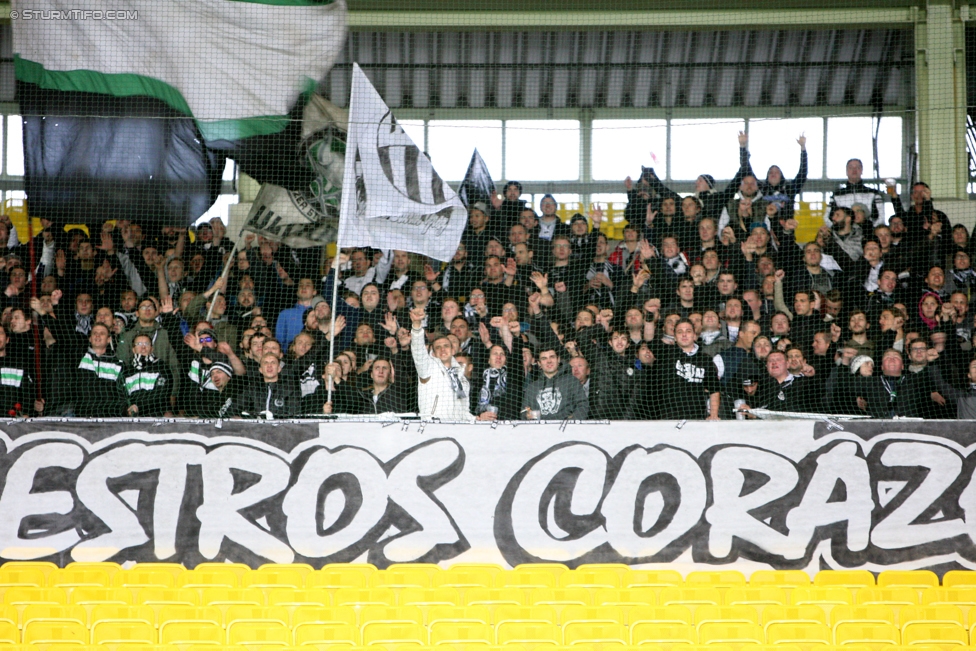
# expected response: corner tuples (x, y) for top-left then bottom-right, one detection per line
(337, 64), (467, 262)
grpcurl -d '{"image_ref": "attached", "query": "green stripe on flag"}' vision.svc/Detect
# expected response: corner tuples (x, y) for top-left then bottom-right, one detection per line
(14, 56), (297, 141)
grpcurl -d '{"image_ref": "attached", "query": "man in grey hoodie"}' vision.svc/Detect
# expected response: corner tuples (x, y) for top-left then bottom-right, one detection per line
(523, 346), (589, 420)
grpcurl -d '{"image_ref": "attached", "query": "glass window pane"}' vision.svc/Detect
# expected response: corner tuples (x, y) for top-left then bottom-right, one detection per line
(747, 117), (824, 181)
(670, 118), (744, 180)
(398, 119), (425, 152)
(826, 117), (874, 179)
(506, 120), (579, 181)
(427, 120), (502, 182)
(6, 115), (23, 176)
(221, 158), (236, 182)
(877, 117), (902, 179)
(592, 119), (667, 181)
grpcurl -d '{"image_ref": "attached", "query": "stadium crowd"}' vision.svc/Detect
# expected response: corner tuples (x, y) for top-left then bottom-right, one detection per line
(0, 130), (972, 420)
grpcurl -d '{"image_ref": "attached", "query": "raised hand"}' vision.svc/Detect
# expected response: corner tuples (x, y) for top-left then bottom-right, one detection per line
(410, 306), (426, 329)
(504, 258), (517, 277)
(381, 311), (398, 334)
(738, 130), (748, 147)
(530, 271), (548, 290)
(590, 208), (604, 227)
(183, 332), (203, 352)
(645, 205), (657, 225)
(490, 193), (503, 210)
(797, 133), (807, 149)
(508, 320), (521, 335)
(781, 218), (799, 232)
(160, 295), (175, 314)
(333, 314), (346, 335)
(633, 267), (651, 289)
(51, 289), (62, 306)
(424, 263), (440, 283)
(478, 322), (492, 347)
(490, 316), (505, 329)
(640, 240), (656, 259)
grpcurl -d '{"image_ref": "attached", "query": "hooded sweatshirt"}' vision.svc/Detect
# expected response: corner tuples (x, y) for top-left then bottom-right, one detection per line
(522, 361), (589, 420)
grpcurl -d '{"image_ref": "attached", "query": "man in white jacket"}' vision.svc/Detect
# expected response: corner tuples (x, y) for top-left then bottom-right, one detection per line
(410, 307), (491, 422)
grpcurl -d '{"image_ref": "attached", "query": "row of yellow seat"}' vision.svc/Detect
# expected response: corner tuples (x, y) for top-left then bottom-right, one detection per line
(0, 565), (968, 592)
(0, 617), (968, 649)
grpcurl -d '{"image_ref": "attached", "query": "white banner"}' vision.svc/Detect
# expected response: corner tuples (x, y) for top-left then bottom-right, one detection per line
(3, 419), (976, 573)
(337, 64), (467, 262)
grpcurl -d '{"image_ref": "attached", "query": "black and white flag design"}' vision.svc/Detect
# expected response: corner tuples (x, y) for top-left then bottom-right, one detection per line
(337, 64), (467, 262)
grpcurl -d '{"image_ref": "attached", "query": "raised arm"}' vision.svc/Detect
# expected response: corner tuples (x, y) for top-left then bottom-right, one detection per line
(409, 307), (432, 381)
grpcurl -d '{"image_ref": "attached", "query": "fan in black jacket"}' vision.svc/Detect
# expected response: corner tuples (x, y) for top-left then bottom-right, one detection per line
(119, 334), (174, 417)
(231, 352), (301, 419)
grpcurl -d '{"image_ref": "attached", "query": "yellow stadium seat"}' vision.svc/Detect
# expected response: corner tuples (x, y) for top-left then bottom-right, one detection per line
(307, 573), (369, 591)
(64, 564), (121, 578)
(750, 573), (811, 589)
(426, 605), (491, 627)
(671, 645), (728, 651)
(495, 622), (560, 646)
(790, 588), (853, 615)
(192, 563), (250, 580)
(899, 606), (963, 631)
(48, 569), (112, 590)
(465, 589), (526, 608)
(593, 588), (655, 608)
(564, 622), (628, 646)
(922, 590), (976, 609)
(268, 590), (331, 608)
(111, 571), (174, 591)
(764, 622), (831, 650)
(938, 573), (976, 589)
(293, 623), (359, 647)
(627, 571), (683, 590)
(901, 624), (966, 649)
(160, 622), (224, 646)
(685, 572), (747, 588)
(157, 605), (223, 634)
(127, 564), (185, 581)
(135, 588), (199, 607)
(321, 565), (377, 579)
(4, 588), (67, 607)
(300, 645), (355, 651)
(560, 606), (625, 626)
(630, 623), (697, 648)
(0, 567), (46, 589)
(529, 589), (592, 607)
(576, 564), (632, 578)
(370, 572), (431, 591)
(258, 564), (315, 577)
(658, 589), (722, 610)
(21, 605), (88, 629)
(334, 589), (397, 608)
(695, 606), (759, 630)
(91, 621), (156, 646)
(559, 573), (620, 590)
(761, 606), (828, 631)
(0, 621), (15, 644)
(829, 606), (896, 630)
(292, 606), (357, 628)
(0, 563), (58, 579)
(498, 574), (556, 590)
(224, 606), (289, 629)
(199, 588), (264, 608)
(512, 565), (569, 577)
(227, 621), (292, 647)
(492, 605), (558, 628)
(360, 623), (427, 646)
(697, 623), (764, 647)
(631, 606), (695, 627)
(832, 623), (899, 650)
(23, 621), (88, 645)
(434, 571), (495, 591)
(813, 573), (874, 591)
(875, 573), (937, 591)
(69, 588), (131, 606)
(178, 571), (239, 590)
(854, 591), (917, 608)
(243, 570), (305, 590)
(725, 588), (789, 617)
(398, 589), (462, 608)
(428, 623), (493, 645)
(90, 604), (155, 628)
(359, 606), (424, 626)
(115, 645), (169, 651)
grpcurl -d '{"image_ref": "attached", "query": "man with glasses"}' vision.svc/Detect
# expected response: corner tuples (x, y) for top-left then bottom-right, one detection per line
(117, 296), (181, 410)
(120, 333), (174, 417)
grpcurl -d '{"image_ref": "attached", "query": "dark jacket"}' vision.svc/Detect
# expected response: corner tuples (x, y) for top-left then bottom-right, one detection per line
(523, 362), (589, 420)
(232, 379), (302, 419)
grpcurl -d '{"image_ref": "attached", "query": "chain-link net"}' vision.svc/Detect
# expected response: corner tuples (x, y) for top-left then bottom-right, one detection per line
(0, 3), (970, 420)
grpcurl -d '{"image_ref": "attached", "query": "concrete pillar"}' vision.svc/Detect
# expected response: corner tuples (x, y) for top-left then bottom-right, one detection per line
(915, 2), (969, 199)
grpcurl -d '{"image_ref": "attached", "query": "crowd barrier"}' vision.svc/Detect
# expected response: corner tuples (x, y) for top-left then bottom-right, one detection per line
(0, 419), (974, 574)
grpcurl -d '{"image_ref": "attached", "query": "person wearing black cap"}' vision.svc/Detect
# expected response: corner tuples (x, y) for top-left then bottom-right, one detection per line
(119, 333), (174, 417)
(489, 181), (528, 236)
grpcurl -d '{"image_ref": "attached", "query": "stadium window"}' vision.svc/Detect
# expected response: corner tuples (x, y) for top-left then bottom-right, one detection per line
(428, 120), (502, 182)
(222, 158), (237, 182)
(197, 194), (239, 226)
(826, 116), (902, 179)
(5, 115), (23, 177)
(506, 120), (580, 181)
(746, 117), (824, 180)
(592, 119), (667, 181)
(670, 118), (745, 180)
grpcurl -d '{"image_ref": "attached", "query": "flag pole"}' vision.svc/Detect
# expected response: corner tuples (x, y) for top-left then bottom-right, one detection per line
(326, 243), (342, 406)
(205, 235), (241, 322)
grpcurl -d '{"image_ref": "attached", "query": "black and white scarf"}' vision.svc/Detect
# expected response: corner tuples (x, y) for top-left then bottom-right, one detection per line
(75, 313), (94, 336)
(131, 352), (158, 370)
(478, 366), (507, 412)
(447, 365), (467, 400)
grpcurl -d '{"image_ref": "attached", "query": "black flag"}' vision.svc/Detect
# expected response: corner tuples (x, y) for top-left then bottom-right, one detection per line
(458, 149), (496, 208)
